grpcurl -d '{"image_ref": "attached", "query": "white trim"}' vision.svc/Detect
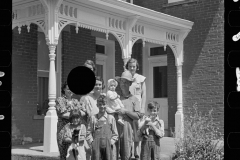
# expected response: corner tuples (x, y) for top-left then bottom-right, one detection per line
(148, 54), (168, 129)
(96, 37), (115, 91)
(148, 55), (167, 99)
(37, 70), (49, 77)
(96, 55), (107, 93)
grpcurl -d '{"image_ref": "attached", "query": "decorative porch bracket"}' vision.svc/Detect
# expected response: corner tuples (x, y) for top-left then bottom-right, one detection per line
(123, 15), (140, 70)
(40, 0), (63, 153)
(173, 29), (191, 139)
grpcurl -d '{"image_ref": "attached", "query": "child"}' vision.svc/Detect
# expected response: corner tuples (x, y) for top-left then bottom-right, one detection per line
(63, 109), (87, 160)
(86, 94), (118, 160)
(106, 79), (125, 125)
(137, 101), (165, 160)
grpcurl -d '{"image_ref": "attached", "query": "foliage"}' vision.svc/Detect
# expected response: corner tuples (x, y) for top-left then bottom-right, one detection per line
(172, 103), (224, 160)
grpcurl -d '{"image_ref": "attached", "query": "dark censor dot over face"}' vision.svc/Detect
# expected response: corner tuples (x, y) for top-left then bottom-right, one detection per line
(67, 66), (96, 95)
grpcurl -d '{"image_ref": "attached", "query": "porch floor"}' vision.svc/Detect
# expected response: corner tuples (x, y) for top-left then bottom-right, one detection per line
(12, 137), (175, 160)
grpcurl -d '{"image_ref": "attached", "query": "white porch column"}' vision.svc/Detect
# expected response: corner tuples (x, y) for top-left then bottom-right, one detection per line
(40, 0), (63, 153)
(43, 45), (58, 153)
(175, 65), (184, 139)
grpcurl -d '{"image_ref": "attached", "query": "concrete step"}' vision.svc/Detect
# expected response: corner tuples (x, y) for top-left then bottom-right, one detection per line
(12, 137), (175, 160)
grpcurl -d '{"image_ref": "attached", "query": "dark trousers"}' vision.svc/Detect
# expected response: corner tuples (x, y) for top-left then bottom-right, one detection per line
(140, 140), (161, 160)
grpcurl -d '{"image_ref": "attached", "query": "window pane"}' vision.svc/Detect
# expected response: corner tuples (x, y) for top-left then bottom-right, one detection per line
(150, 47), (166, 56)
(37, 77), (49, 115)
(96, 44), (105, 54)
(96, 64), (103, 78)
(153, 66), (167, 98)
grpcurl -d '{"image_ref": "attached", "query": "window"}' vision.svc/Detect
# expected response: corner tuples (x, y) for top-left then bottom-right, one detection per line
(96, 64), (103, 78)
(150, 47), (166, 56)
(153, 66), (167, 98)
(37, 32), (51, 115)
(96, 44), (105, 54)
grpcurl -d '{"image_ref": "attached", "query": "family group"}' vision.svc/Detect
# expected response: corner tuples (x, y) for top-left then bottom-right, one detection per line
(55, 59), (165, 160)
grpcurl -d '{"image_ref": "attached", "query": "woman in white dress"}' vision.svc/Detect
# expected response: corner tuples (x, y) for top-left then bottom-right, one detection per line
(125, 58), (146, 160)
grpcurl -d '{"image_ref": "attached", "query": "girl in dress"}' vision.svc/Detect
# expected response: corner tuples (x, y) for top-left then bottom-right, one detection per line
(63, 109), (87, 160)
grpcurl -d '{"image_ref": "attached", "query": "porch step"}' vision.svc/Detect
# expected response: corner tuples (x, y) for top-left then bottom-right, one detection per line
(12, 138), (175, 160)
(12, 154), (59, 160)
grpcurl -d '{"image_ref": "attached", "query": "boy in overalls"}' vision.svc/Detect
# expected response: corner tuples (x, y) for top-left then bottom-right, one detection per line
(137, 101), (165, 160)
(86, 94), (118, 160)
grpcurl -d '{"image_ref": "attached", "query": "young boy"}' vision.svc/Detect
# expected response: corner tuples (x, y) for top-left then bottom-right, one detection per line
(86, 94), (118, 160)
(63, 109), (87, 160)
(106, 79), (125, 125)
(137, 101), (165, 160)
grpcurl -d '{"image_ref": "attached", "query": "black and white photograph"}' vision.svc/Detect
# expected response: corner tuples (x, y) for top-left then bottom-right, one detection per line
(11, 0), (225, 160)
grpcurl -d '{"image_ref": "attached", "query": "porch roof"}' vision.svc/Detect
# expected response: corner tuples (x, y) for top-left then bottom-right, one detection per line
(13, 0), (194, 65)
(79, 0), (193, 31)
(13, 0), (193, 32)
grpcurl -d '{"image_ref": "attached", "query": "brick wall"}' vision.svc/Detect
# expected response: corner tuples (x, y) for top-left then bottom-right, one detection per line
(12, 24), (43, 145)
(135, 0), (224, 133)
(62, 26), (96, 100)
(115, 41), (124, 96)
(132, 42), (143, 75)
(167, 46), (177, 129)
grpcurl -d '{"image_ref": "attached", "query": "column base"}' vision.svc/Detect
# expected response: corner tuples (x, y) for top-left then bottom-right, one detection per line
(43, 109), (59, 153)
(175, 111), (184, 139)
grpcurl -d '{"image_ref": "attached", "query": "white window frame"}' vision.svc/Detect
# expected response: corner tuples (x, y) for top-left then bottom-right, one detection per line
(168, 0), (184, 3)
(96, 53), (107, 93)
(148, 55), (167, 99)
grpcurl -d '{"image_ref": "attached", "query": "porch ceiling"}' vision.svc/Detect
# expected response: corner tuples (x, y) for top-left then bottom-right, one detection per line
(73, 0), (193, 31)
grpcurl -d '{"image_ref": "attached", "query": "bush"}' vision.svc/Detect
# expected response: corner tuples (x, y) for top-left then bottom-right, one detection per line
(172, 103), (224, 160)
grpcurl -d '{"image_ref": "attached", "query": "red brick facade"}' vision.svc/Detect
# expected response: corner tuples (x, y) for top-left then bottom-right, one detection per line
(12, 24), (43, 145)
(166, 47), (177, 129)
(136, 0), (224, 133)
(62, 26), (96, 83)
(62, 26), (96, 100)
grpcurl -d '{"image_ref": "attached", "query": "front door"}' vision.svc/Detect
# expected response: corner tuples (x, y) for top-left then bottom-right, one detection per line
(148, 55), (168, 129)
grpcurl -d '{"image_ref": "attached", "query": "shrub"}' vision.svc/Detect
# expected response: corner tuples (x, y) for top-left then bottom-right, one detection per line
(172, 103), (224, 160)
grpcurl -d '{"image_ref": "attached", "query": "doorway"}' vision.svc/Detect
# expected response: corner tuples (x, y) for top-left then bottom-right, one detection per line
(148, 54), (168, 130)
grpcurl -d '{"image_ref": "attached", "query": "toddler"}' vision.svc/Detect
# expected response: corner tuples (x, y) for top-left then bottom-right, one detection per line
(106, 79), (124, 125)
